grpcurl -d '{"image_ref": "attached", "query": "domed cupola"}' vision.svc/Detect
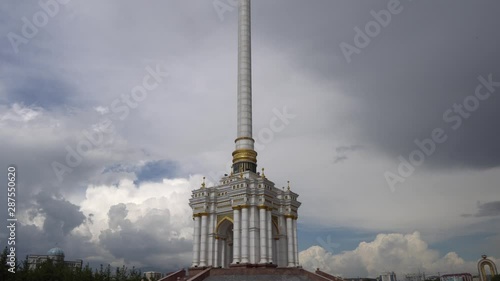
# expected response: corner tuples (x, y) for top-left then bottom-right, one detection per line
(47, 247), (65, 260)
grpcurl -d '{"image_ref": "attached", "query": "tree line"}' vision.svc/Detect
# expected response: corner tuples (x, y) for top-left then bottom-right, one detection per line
(0, 247), (153, 281)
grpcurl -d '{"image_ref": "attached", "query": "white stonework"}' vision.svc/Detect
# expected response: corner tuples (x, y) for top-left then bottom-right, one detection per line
(189, 0), (301, 269)
(189, 172), (301, 268)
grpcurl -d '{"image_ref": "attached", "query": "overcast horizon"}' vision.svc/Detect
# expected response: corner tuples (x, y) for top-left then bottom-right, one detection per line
(1, 0), (500, 278)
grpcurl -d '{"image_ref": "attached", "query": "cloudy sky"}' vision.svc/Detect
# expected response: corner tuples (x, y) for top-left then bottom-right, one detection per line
(1, 0), (500, 277)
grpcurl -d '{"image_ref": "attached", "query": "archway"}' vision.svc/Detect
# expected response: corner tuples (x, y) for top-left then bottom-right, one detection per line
(478, 255), (498, 281)
(216, 218), (233, 268)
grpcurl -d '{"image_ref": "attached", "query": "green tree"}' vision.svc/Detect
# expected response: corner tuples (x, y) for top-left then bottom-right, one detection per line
(80, 264), (94, 281)
(0, 247), (9, 280)
(16, 256), (32, 281)
(0, 247), (150, 281)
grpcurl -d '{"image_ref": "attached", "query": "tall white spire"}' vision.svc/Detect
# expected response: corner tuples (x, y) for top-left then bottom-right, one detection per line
(232, 0), (257, 173)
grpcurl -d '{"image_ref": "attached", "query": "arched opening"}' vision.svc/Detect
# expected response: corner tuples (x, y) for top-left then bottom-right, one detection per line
(478, 258), (498, 281)
(216, 218), (233, 268)
(481, 263), (493, 281)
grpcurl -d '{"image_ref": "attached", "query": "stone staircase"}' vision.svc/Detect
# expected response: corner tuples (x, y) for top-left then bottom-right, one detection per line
(157, 267), (342, 281)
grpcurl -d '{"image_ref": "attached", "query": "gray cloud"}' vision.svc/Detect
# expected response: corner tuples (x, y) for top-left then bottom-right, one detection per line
(35, 192), (86, 240)
(134, 160), (180, 183)
(250, 0), (500, 170)
(99, 203), (191, 268)
(333, 145), (363, 164)
(463, 201), (500, 218)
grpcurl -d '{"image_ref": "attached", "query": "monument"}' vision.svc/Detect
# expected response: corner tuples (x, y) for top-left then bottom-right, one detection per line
(159, 0), (343, 280)
(478, 255), (498, 281)
(188, 0), (300, 269)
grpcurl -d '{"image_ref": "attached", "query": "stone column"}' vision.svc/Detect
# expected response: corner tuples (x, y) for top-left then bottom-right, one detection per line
(286, 216), (295, 267)
(275, 236), (280, 266)
(274, 237), (279, 265)
(192, 215), (201, 267)
(214, 237), (219, 268)
(293, 218), (299, 266)
(221, 239), (226, 268)
(259, 206), (268, 263)
(232, 208), (241, 264)
(199, 214), (208, 267)
(267, 209), (273, 263)
(278, 215), (286, 267)
(208, 213), (215, 266)
(241, 206), (249, 263)
(249, 205), (257, 264)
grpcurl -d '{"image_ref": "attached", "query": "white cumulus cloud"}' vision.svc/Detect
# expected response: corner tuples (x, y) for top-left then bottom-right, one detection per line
(300, 232), (498, 278)
(69, 176), (200, 269)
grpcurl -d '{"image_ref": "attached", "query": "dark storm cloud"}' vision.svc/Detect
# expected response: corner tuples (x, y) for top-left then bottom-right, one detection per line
(14, 224), (51, 257)
(333, 145), (363, 164)
(135, 160), (179, 183)
(252, 0), (500, 170)
(12, 222), (103, 264)
(102, 160), (180, 184)
(35, 192), (86, 239)
(5, 196), (94, 262)
(7, 76), (74, 108)
(462, 201), (500, 218)
(102, 163), (137, 174)
(353, 0), (500, 170)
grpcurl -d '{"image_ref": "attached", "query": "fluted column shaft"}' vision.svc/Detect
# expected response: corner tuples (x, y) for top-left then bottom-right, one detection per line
(266, 209), (273, 263)
(192, 215), (201, 267)
(259, 207), (268, 263)
(199, 214), (208, 267)
(232, 208), (241, 264)
(293, 218), (299, 266)
(208, 213), (215, 266)
(221, 239), (226, 268)
(249, 205), (257, 264)
(241, 207), (249, 263)
(214, 237), (220, 268)
(286, 216), (295, 267)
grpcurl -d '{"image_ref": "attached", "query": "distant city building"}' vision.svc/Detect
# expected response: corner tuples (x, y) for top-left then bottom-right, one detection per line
(345, 278), (377, 281)
(380, 272), (397, 281)
(143, 271), (163, 281)
(405, 273), (426, 281)
(440, 273), (473, 281)
(27, 247), (82, 270)
(477, 255), (498, 281)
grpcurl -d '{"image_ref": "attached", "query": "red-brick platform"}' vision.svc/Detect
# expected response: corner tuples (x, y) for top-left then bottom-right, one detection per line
(158, 266), (342, 281)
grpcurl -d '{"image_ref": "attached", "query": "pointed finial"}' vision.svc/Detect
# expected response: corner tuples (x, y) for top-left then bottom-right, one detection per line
(201, 177), (206, 188)
(287, 181), (290, 191)
(261, 168), (266, 178)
